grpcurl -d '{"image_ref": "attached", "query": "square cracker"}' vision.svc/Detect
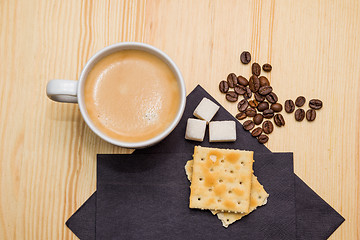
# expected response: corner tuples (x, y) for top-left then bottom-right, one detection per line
(185, 160), (269, 228)
(189, 146), (254, 213)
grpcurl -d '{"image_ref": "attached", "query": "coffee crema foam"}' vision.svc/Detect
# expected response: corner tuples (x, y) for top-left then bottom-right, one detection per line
(84, 50), (180, 143)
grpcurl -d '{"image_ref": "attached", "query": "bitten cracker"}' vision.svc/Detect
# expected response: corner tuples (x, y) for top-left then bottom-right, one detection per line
(189, 146), (254, 213)
(185, 159), (269, 228)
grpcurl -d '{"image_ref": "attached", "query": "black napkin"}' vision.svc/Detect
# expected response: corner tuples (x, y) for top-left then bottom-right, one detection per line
(66, 85), (344, 239)
(95, 153), (295, 239)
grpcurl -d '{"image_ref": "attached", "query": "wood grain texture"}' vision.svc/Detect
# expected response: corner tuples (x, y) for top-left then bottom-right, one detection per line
(0, 0), (358, 239)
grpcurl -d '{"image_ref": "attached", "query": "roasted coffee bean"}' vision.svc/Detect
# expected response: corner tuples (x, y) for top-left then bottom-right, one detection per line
(251, 127), (263, 137)
(271, 103), (283, 112)
(219, 80), (229, 93)
(295, 109), (305, 121)
(274, 114), (285, 127)
(227, 73), (238, 88)
(259, 76), (270, 87)
(252, 62), (261, 76)
(243, 120), (255, 131)
(240, 51), (251, 64)
(266, 92), (278, 104)
(249, 75), (260, 92)
(248, 100), (259, 108)
(244, 87), (252, 99)
(258, 134), (269, 144)
(245, 107), (257, 117)
(254, 92), (265, 102)
(226, 91), (238, 102)
(237, 76), (248, 86)
(306, 109), (316, 121)
(262, 121), (273, 134)
(234, 84), (246, 95)
(263, 109), (274, 119)
(284, 100), (295, 113)
(236, 112), (247, 120)
(257, 102), (269, 112)
(237, 99), (249, 112)
(309, 99), (323, 110)
(253, 114), (264, 125)
(295, 96), (306, 107)
(262, 63), (272, 72)
(258, 86), (273, 95)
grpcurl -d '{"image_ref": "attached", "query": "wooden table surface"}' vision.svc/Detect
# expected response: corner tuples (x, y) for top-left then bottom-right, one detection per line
(0, 0), (359, 239)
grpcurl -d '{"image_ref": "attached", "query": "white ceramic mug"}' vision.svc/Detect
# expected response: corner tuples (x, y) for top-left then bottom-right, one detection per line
(46, 42), (186, 148)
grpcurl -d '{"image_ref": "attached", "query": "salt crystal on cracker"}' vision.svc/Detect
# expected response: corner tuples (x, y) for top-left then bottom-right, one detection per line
(189, 146), (253, 213)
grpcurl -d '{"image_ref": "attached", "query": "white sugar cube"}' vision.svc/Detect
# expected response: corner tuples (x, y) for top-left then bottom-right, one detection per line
(185, 118), (207, 142)
(209, 121), (236, 142)
(193, 98), (220, 123)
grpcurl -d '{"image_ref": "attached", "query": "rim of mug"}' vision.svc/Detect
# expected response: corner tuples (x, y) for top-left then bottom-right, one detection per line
(77, 42), (186, 148)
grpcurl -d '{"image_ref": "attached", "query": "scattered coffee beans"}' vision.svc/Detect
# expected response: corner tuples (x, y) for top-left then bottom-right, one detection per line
(295, 109), (305, 121)
(249, 75), (260, 92)
(306, 109), (316, 121)
(284, 100), (295, 113)
(257, 102), (269, 112)
(258, 86), (273, 95)
(274, 114), (285, 127)
(237, 76), (248, 86)
(266, 92), (278, 104)
(263, 109), (274, 119)
(309, 99), (323, 110)
(243, 120), (255, 131)
(262, 121), (273, 134)
(226, 91), (238, 102)
(271, 103), (283, 112)
(295, 96), (306, 107)
(245, 107), (257, 117)
(234, 84), (246, 95)
(253, 114), (264, 125)
(237, 99), (249, 112)
(262, 63), (272, 72)
(259, 76), (270, 87)
(244, 87), (252, 99)
(240, 51), (251, 64)
(227, 73), (238, 88)
(251, 127), (263, 137)
(219, 50), (323, 144)
(236, 112), (247, 120)
(254, 92), (265, 102)
(252, 63), (261, 76)
(248, 100), (259, 108)
(258, 134), (269, 144)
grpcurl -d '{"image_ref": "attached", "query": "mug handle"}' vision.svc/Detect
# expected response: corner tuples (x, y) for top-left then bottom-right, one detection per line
(46, 79), (78, 103)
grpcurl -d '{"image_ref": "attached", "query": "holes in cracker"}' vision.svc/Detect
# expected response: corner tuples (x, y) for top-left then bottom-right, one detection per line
(226, 219), (230, 222)
(208, 188), (212, 192)
(221, 159), (224, 163)
(228, 190), (232, 194)
(197, 197), (201, 201)
(217, 199), (222, 203)
(210, 168), (214, 172)
(237, 201), (241, 205)
(218, 179), (223, 183)
(230, 170), (234, 174)
(209, 155), (217, 163)
(201, 157), (204, 161)
(239, 181), (243, 185)
(258, 196), (262, 199)
(199, 177), (203, 181)
(241, 161), (244, 165)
